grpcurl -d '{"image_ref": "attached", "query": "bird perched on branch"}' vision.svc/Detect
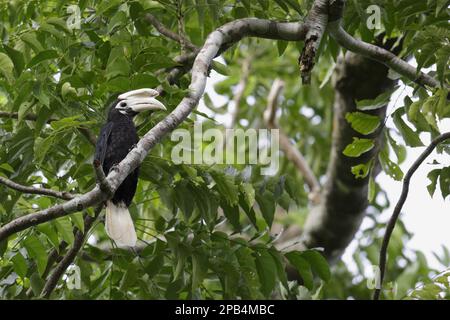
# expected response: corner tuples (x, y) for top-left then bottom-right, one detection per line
(94, 88), (166, 247)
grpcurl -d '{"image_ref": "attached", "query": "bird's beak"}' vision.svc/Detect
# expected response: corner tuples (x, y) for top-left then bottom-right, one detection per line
(117, 88), (167, 113)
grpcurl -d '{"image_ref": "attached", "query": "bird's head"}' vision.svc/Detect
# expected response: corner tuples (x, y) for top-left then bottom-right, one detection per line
(107, 88), (167, 120)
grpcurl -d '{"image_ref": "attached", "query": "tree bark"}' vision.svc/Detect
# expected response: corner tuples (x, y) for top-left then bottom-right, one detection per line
(299, 50), (395, 262)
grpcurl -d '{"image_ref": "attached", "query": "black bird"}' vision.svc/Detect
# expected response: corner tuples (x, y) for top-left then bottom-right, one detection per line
(94, 88), (166, 247)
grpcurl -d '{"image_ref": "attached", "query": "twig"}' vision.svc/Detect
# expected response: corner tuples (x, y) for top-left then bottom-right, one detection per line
(0, 176), (74, 200)
(374, 132), (450, 300)
(40, 206), (101, 298)
(263, 79), (321, 200)
(144, 13), (198, 51)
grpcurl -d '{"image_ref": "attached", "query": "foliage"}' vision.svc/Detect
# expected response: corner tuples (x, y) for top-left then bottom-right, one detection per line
(0, 0), (448, 300)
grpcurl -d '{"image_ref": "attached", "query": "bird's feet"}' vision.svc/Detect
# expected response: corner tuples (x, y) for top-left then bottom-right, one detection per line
(108, 164), (120, 174)
(128, 143), (137, 152)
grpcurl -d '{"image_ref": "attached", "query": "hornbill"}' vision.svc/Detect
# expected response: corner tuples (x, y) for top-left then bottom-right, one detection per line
(94, 88), (166, 247)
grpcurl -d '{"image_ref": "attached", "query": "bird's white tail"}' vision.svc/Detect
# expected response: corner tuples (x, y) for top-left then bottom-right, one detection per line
(105, 201), (137, 247)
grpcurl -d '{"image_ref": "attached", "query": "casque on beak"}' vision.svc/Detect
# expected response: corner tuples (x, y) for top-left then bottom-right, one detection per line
(116, 88), (167, 113)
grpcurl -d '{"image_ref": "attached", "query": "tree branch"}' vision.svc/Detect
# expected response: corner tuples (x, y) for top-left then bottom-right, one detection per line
(0, 18), (309, 243)
(327, 0), (440, 88)
(299, 0), (329, 84)
(374, 132), (450, 300)
(263, 79), (321, 200)
(41, 207), (101, 298)
(0, 176), (74, 200)
(292, 48), (396, 262)
(144, 13), (198, 51)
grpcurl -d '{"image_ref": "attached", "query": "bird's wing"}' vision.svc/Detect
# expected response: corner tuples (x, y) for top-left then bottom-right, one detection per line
(94, 122), (114, 165)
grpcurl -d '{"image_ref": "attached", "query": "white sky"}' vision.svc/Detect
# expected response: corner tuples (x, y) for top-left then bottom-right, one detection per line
(201, 60), (449, 271)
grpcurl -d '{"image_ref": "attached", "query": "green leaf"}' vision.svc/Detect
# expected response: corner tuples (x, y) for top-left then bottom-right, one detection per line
(379, 148), (404, 181)
(235, 247), (263, 299)
(34, 135), (56, 164)
(18, 101), (34, 124)
(407, 101), (422, 123)
(29, 272), (45, 296)
(145, 254), (164, 278)
(190, 184), (218, 227)
(119, 262), (137, 291)
(4, 46), (25, 76)
(345, 112), (380, 135)
(421, 96), (439, 131)
(436, 0), (449, 16)
(0, 52), (14, 82)
(427, 169), (441, 197)
(254, 249), (277, 297)
(27, 50), (59, 68)
(283, 0), (303, 15)
(21, 33), (44, 52)
(23, 235), (48, 276)
(210, 171), (239, 206)
(0, 163), (15, 173)
(351, 160), (372, 179)
(277, 40), (288, 56)
(285, 251), (313, 290)
(238, 193), (258, 229)
(240, 183), (255, 208)
(439, 167), (450, 200)
(54, 217), (75, 245)
(232, 6), (249, 19)
(211, 61), (229, 76)
(11, 252), (28, 278)
(192, 253), (208, 290)
(221, 201), (241, 230)
(301, 250), (330, 282)
(386, 131), (407, 164)
(37, 223), (60, 249)
(174, 182), (194, 220)
(269, 248), (289, 291)
(71, 213), (85, 233)
(343, 138), (374, 157)
(256, 190), (275, 227)
(356, 89), (395, 111)
(393, 110), (424, 147)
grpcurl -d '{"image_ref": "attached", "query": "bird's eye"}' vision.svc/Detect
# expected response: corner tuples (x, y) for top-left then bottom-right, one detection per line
(120, 102), (127, 107)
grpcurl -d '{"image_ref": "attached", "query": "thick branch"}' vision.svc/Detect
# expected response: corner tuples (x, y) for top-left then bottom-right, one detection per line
(263, 79), (321, 199)
(299, 0), (329, 84)
(0, 18), (308, 243)
(0, 176), (74, 200)
(144, 13), (198, 51)
(297, 49), (396, 261)
(374, 132), (450, 300)
(41, 208), (101, 298)
(328, 22), (439, 88)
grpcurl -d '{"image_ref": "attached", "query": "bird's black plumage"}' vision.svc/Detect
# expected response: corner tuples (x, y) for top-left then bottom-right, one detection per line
(95, 100), (139, 207)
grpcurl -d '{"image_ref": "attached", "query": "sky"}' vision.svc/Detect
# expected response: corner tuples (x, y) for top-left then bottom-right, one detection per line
(200, 60), (449, 271)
